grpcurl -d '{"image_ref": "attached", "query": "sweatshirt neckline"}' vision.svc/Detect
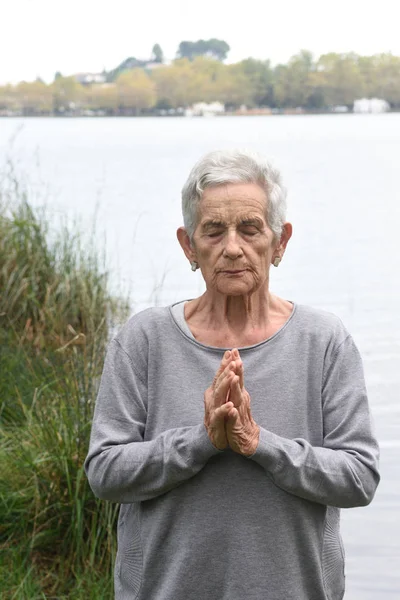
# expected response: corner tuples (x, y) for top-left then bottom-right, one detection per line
(169, 300), (298, 352)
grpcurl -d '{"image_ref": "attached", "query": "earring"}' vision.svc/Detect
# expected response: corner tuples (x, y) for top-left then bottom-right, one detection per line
(191, 261), (198, 272)
(273, 257), (281, 267)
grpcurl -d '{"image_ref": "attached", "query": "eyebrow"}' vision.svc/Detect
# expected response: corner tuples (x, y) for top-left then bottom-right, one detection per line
(201, 220), (226, 231)
(239, 218), (264, 227)
(201, 217), (264, 231)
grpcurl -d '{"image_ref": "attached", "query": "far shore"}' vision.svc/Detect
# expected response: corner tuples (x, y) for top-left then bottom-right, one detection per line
(1, 108), (398, 119)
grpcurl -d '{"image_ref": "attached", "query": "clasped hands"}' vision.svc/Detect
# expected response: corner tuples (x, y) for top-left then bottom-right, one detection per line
(204, 349), (260, 456)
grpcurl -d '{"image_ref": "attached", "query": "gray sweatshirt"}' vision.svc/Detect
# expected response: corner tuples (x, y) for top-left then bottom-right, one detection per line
(85, 302), (380, 600)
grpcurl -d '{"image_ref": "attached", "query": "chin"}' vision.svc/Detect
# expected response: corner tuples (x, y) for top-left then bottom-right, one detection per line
(215, 283), (256, 296)
(210, 272), (261, 296)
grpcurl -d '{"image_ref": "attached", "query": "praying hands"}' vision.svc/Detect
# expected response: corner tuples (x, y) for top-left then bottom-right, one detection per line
(204, 349), (260, 456)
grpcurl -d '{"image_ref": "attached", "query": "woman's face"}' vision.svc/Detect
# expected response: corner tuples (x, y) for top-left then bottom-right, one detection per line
(180, 182), (290, 297)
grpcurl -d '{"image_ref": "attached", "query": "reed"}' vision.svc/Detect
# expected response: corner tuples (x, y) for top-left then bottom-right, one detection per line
(0, 170), (130, 598)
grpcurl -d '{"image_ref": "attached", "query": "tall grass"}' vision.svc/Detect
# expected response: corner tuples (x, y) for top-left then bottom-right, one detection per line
(0, 169), (130, 598)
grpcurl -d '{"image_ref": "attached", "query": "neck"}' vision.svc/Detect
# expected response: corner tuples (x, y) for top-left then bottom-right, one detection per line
(184, 286), (293, 347)
(188, 285), (273, 332)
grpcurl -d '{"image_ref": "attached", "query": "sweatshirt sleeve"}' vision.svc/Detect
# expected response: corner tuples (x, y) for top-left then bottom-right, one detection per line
(84, 338), (220, 503)
(249, 335), (380, 508)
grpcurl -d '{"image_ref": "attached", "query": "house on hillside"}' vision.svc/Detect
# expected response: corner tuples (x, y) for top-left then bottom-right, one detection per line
(73, 73), (107, 85)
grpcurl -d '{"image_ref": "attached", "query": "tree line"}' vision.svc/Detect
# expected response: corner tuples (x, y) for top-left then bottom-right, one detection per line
(1, 50), (399, 116)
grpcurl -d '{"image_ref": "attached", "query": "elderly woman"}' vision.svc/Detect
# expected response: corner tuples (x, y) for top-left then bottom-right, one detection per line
(85, 150), (380, 600)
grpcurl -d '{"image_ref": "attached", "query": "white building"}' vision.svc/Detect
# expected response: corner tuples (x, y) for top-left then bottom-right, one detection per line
(353, 98), (390, 113)
(186, 102), (225, 117)
(74, 73), (107, 85)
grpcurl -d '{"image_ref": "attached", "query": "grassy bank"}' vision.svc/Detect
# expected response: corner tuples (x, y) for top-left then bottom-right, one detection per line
(0, 173), (130, 598)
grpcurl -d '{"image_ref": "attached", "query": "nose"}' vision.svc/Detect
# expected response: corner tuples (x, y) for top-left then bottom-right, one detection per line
(223, 229), (244, 260)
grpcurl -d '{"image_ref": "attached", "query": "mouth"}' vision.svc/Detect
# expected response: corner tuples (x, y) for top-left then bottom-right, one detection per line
(221, 269), (247, 275)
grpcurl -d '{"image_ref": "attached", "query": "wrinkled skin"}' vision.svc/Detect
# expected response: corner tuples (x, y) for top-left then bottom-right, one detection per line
(204, 348), (260, 456)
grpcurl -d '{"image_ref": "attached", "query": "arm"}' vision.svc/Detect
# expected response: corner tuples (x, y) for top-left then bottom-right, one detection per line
(84, 339), (220, 503)
(227, 340), (380, 508)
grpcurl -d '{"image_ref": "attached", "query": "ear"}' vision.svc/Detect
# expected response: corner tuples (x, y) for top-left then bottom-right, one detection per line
(177, 227), (196, 263)
(276, 222), (292, 255)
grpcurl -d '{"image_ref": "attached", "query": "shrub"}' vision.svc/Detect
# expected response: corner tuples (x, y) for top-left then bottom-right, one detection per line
(0, 170), (129, 598)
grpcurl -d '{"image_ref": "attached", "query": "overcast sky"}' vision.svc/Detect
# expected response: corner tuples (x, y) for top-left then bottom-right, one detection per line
(1, 0), (400, 84)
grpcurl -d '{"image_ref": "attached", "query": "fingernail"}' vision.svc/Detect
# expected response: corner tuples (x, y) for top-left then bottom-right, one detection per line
(225, 351), (230, 358)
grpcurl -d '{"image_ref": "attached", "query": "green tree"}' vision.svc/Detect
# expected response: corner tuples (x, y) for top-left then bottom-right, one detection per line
(84, 83), (118, 114)
(317, 53), (363, 106)
(372, 53), (400, 107)
(215, 63), (253, 108)
(52, 76), (83, 113)
(177, 39), (230, 61)
(274, 50), (316, 108)
(273, 64), (289, 107)
(236, 58), (274, 106)
(116, 69), (156, 114)
(0, 85), (19, 112)
(151, 43), (164, 63)
(358, 55), (377, 98)
(15, 80), (53, 115)
(306, 69), (327, 109)
(206, 38), (230, 61)
(189, 57), (227, 103)
(151, 59), (198, 108)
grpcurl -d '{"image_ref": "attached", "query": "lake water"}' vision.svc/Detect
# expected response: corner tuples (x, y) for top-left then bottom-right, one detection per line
(1, 114), (399, 599)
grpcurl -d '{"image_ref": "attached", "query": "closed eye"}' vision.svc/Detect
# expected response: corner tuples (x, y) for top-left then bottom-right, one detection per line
(241, 227), (259, 236)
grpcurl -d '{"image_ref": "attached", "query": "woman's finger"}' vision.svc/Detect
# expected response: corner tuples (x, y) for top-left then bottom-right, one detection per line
(229, 376), (243, 408)
(237, 361), (244, 389)
(231, 349), (244, 388)
(214, 360), (236, 392)
(213, 402), (233, 421)
(212, 350), (231, 389)
(209, 402), (235, 448)
(214, 369), (235, 405)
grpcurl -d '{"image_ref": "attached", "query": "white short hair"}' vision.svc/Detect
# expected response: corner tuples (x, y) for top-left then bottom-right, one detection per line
(181, 149), (287, 240)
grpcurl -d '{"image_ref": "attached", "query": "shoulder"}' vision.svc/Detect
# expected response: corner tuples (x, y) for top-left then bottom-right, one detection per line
(104, 306), (176, 374)
(288, 304), (363, 377)
(113, 306), (173, 349)
(292, 303), (350, 348)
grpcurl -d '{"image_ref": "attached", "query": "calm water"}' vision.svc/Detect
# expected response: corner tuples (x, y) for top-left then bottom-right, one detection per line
(1, 114), (399, 598)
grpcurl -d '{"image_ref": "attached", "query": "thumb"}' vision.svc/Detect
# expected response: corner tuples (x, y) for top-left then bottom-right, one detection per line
(226, 405), (239, 426)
